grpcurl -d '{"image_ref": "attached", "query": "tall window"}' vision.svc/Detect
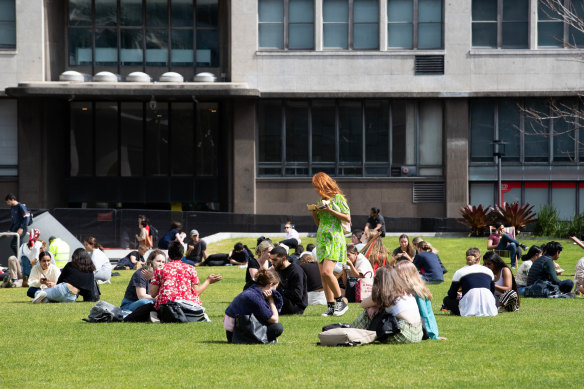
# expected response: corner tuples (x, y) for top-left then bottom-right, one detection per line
(538, 0), (584, 47)
(68, 0), (220, 68)
(258, 0), (315, 49)
(472, 0), (529, 48)
(257, 99), (443, 177)
(387, 0), (443, 49)
(323, 0), (379, 49)
(0, 0), (16, 49)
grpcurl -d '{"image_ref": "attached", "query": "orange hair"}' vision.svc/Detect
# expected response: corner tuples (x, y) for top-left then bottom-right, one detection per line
(312, 172), (344, 200)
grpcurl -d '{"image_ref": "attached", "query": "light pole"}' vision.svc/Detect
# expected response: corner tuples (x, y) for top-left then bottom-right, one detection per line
(493, 139), (506, 207)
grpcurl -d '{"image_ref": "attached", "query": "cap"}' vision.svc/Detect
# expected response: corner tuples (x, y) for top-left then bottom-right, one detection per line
(190, 229), (199, 236)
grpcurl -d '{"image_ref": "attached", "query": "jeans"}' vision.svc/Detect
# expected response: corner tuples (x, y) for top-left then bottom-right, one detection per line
(496, 234), (522, 267)
(27, 287), (41, 298)
(559, 279), (574, 294)
(421, 276), (443, 285)
(181, 258), (197, 266)
(120, 298), (154, 312)
(21, 255), (32, 277)
(518, 285), (526, 296)
(42, 282), (78, 303)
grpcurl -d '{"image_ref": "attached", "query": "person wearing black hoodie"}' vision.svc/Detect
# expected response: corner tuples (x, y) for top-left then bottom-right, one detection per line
(269, 246), (307, 314)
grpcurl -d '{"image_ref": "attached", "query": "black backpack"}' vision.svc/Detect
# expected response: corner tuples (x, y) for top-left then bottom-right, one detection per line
(149, 224), (159, 243)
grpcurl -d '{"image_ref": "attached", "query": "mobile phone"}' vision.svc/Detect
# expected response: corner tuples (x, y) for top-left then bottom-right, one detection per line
(317, 204), (326, 209)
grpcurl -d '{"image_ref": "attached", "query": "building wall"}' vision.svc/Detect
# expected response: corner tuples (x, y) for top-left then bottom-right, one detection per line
(231, 0), (584, 94)
(0, 1), (44, 91)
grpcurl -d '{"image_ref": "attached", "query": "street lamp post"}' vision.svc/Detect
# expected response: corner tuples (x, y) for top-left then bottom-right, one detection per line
(493, 139), (506, 207)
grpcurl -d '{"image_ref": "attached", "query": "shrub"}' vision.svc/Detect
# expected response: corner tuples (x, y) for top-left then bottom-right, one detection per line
(533, 205), (558, 237)
(458, 204), (494, 236)
(493, 201), (537, 233)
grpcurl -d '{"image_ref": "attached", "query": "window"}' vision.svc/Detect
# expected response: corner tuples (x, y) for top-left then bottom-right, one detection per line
(323, 0), (378, 49)
(538, 0), (584, 47)
(259, 0), (315, 49)
(0, 0), (16, 49)
(472, 0), (529, 48)
(257, 99), (443, 177)
(68, 0), (220, 69)
(470, 98), (580, 164)
(70, 100), (219, 178)
(387, 0), (443, 49)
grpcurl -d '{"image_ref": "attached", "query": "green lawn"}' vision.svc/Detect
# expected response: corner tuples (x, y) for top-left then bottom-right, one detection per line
(1, 236), (584, 388)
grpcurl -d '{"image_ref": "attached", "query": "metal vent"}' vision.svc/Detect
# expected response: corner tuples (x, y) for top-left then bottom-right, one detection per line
(414, 55), (444, 75)
(413, 182), (445, 203)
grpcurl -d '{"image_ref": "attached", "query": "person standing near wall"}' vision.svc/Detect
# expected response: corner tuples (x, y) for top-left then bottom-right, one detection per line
(5, 193), (30, 256)
(310, 172), (351, 317)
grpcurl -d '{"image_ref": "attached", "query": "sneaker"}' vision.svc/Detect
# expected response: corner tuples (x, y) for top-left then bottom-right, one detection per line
(321, 305), (334, 317)
(511, 266), (516, 270)
(150, 311), (160, 323)
(333, 299), (349, 317)
(520, 244), (528, 250)
(32, 291), (47, 304)
(96, 280), (111, 285)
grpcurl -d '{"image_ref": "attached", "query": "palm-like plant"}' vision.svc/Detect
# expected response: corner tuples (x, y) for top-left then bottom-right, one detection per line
(493, 201), (538, 233)
(458, 204), (494, 236)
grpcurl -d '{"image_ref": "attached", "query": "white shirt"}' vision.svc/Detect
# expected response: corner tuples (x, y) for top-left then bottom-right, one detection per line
(349, 253), (373, 278)
(28, 263), (61, 289)
(286, 228), (301, 244)
(90, 249), (112, 270)
(19, 241), (42, 264)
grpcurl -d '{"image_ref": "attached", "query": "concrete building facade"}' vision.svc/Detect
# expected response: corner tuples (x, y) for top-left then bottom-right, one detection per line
(1, 0), (584, 219)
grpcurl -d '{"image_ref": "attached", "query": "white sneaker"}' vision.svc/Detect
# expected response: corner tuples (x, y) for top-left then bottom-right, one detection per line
(96, 280), (111, 285)
(150, 311), (161, 323)
(32, 290), (47, 304)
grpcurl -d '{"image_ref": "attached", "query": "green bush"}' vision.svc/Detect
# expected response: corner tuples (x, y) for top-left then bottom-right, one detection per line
(534, 205), (559, 237)
(565, 212), (584, 238)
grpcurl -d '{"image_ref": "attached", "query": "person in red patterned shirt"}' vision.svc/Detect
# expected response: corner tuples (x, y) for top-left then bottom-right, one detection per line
(150, 241), (222, 310)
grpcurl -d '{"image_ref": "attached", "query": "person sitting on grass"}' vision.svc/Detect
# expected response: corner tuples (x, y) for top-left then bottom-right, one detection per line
(573, 256), (584, 296)
(391, 234), (416, 264)
(280, 221), (301, 250)
(351, 229), (366, 252)
(413, 241), (444, 284)
(269, 246), (307, 315)
(365, 231), (390, 272)
(120, 249), (166, 312)
(526, 241), (573, 295)
(441, 248), (497, 317)
(395, 260), (443, 340)
(150, 241), (222, 312)
(487, 222), (527, 269)
(227, 242), (251, 266)
(244, 239), (274, 290)
(114, 245), (148, 270)
(351, 266), (423, 344)
(342, 244), (373, 299)
(224, 268), (283, 343)
(482, 251), (519, 312)
(27, 251), (60, 299)
(516, 246), (542, 296)
(299, 253), (327, 305)
(33, 248), (100, 303)
(288, 245), (304, 263)
(83, 236), (112, 284)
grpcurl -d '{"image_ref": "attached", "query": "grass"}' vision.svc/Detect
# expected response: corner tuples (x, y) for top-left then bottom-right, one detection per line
(2, 236), (584, 388)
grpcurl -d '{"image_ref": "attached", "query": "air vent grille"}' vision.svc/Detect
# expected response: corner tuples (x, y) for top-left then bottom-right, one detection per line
(413, 182), (445, 203)
(415, 55), (444, 75)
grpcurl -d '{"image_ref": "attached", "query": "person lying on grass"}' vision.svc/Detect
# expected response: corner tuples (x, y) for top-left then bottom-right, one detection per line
(483, 251), (519, 312)
(150, 241), (222, 312)
(224, 268), (283, 343)
(32, 248), (100, 303)
(350, 266), (424, 344)
(120, 249), (166, 312)
(441, 248), (497, 317)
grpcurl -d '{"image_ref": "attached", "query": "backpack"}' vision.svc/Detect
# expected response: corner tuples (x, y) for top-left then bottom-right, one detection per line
(20, 203), (33, 226)
(82, 301), (124, 323)
(318, 328), (377, 346)
(524, 280), (560, 298)
(149, 224), (159, 243)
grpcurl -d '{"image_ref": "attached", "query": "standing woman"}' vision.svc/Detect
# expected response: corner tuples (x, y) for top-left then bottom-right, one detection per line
(310, 172), (351, 317)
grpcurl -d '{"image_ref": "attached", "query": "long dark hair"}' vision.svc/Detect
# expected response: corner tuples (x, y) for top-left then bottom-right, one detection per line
(483, 251), (518, 299)
(521, 245), (542, 261)
(83, 236), (104, 251)
(71, 248), (96, 273)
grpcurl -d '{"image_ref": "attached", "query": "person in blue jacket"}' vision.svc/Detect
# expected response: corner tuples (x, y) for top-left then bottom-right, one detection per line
(413, 241), (444, 284)
(5, 193), (31, 255)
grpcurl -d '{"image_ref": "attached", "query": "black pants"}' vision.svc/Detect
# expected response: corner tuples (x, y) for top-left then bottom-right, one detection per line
(226, 322), (284, 343)
(442, 295), (460, 316)
(280, 238), (299, 250)
(280, 297), (305, 315)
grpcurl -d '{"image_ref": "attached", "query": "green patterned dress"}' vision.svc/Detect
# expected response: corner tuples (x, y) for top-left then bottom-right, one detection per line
(315, 193), (350, 264)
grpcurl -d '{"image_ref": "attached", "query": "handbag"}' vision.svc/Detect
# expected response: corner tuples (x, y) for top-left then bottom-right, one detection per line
(318, 327), (377, 346)
(354, 272), (373, 303)
(367, 310), (400, 343)
(158, 300), (210, 323)
(232, 314), (269, 344)
(330, 197), (352, 235)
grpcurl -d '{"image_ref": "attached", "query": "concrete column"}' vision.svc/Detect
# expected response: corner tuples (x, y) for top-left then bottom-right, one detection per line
(444, 99), (469, 217)
(232, 100), (257, 213)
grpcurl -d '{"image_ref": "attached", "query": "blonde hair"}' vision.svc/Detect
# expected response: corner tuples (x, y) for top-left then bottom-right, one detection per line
(372, 267), (411, 309)
(299, 253), (316, 263)
(395, 260), (432, 300)
(255, 240), (273, 257)
(465, 247), (481, 265)
(367, 237), (389, 268)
